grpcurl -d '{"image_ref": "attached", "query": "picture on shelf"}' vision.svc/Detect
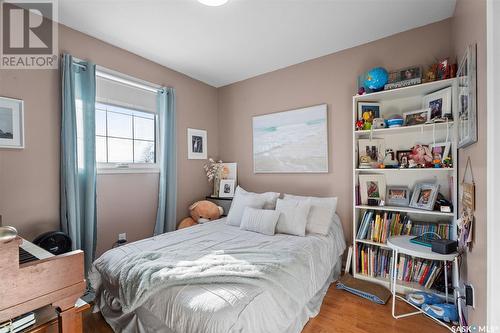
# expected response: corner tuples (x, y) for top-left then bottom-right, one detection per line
(396, 150), (411, 168)
(430, 142), (451, 162)
(357, 102), (380, 122)
(408, 144), (433, 167)
(359, 174), (386, 205)
(403, 108), (430, 126)
(422, 87), (452, 120)
(386, 186), (410, 206)
(358, 138), (385, 167)
(409, 183), (439, 211)
(218, 179), (236, 198)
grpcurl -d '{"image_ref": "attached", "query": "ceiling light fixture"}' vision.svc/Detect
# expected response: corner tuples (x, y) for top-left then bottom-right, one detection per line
(198, 0), (228, 6)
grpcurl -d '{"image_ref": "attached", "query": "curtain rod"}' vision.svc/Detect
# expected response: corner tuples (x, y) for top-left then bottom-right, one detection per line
(70, 59), (162, 94)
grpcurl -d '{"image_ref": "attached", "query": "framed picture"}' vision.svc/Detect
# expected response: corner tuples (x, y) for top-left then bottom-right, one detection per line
(430, 142), (451, 162)
(219, 179), (235, 198)
(253, 104), (328, 173)
(457, 44), (477, 148)
(0, 97), (24, 149)
(221, 162), (237, 184)
(409, 183), (439, 211)
(187, 128), (207, 159)
(357, 102), (380, 122)
(358, 138), (385, 167)
(422, 87), (452, 120)
(386, 186), (410, 207)
(359, 174), (386, 205)
(396, 150), (411, 168)
(403, 108), (431, 126)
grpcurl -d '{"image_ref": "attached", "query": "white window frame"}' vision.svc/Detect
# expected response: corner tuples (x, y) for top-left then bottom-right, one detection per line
(95, 67), (162, 174)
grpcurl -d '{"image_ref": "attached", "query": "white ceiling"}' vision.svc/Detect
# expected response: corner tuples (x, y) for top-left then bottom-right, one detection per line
(58, 0), (456, 87)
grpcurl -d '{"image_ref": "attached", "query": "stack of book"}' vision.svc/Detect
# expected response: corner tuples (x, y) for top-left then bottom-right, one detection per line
(396, 255), (444, 289)
(356, 210), (451, 243)
(0, 312), (35, 333)
(356, 244), (393, 279)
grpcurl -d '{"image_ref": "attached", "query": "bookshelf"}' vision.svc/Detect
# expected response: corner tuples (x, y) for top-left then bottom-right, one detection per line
(351, 78), (458, 295)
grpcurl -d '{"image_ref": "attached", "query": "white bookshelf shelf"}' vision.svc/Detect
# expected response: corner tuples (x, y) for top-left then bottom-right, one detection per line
(351, 78), (458, 294)
(355, 205), (455, 217)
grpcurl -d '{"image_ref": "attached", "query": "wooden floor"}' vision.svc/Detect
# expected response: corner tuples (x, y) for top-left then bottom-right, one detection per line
(83, 286), (448, 333)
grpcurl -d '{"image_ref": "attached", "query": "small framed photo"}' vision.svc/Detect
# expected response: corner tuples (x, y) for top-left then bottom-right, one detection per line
(357, 102), (380, 122)
(221, 162), (237, 183)
(0, 96), (24, 149)
(403, 108), (431, 126)
(396, 150), (412, 168)
(187, 128), (207, 159)
(219, 179), (235, 198)
(359, 174), (386, 205)
(358, 138), (385, 167)
(386, 186), (410, 207)
(422, 87), (452, 120)
(430, 142), (451, 162)
(409, 183), (439, 211)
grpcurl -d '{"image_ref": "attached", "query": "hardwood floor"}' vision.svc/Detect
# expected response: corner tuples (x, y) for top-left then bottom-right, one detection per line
(83, 286), (448, 333)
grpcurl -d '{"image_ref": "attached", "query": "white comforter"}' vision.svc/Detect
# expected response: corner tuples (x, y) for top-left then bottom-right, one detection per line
(90, 218), (345, 333)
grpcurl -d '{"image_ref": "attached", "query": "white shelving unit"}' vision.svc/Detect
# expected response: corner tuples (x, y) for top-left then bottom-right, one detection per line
(351, 78), (458, 294)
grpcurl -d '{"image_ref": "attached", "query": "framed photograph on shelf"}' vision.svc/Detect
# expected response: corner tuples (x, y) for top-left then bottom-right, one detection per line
(359, 174), (386, 205)
(0, 96), (24, 149)
(409, 183), (439, 211)
(430, 142), (451, 162)
(357, 102), (380, 122)
(422, 87), (452, 120)
(386, 186), (410, 207)
(403, 108), (431, 126)
(358, 138), (385, 168)
(396, 150), (411, 168)
(219, 179), (236, 198)
(187, 128), (207, 159)
(221, 162), (237, 184)
(457, 44), (477, 148)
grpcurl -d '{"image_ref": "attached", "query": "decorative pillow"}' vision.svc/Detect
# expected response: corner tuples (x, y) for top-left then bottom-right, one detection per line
(240, 207), (280, 236)
(236, 186), (280, 210)
(275, 199), (310, 236)
(283, 194), (338, 235)
(226, 191), (266, 227)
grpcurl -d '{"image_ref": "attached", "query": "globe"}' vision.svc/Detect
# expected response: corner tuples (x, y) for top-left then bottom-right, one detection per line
(363, 67), (389, 91)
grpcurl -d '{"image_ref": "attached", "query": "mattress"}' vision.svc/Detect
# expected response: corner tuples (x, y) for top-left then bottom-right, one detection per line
(91, 216), (346, 333)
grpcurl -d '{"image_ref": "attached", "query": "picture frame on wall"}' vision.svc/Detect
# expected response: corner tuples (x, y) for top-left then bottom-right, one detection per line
(218, 179), (236, 198)
(358, 174), (386, 205)
(187, 128), (207, 159)
(457, 44), (477, 148)
(0, 96), (24, 149)
(422, 87), (452, 120)
(409, 183), (439, 211)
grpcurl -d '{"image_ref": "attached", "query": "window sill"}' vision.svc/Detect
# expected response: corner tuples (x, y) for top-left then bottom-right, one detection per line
(97, 168), (160, 175)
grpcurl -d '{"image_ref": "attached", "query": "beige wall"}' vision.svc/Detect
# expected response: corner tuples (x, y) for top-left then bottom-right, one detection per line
(452, 0), (487, 325)
(0, 24), (219, 255)
(217, 20), (453, 242)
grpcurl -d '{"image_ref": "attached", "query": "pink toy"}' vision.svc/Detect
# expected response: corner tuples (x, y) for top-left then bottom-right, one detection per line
(409, 144), (433, 166)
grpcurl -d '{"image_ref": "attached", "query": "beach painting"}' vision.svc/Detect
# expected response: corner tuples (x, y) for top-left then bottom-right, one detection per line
(253, 104), (328, 173)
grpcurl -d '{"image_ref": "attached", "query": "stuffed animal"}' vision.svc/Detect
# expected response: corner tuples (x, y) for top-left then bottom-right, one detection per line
(408, 144), (433, 167)
(178, 200), (224, 229)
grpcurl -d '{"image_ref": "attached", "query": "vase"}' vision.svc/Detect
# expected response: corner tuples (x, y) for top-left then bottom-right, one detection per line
(213, 176), (220, 197)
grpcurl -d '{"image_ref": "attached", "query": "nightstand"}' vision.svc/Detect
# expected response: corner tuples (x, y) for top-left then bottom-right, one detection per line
(205, 196), (233, 216)
(387, 235), (460, 331)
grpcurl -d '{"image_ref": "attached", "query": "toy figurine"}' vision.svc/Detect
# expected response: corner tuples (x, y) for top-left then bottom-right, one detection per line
(355, 120), (364, 131)
(358, 87), (366, 95)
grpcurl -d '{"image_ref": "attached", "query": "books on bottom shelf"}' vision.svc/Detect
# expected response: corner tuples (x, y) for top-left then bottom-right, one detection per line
(0, 312), (35, 333)
(356, 210), (451, 244)
(357, 244), (445, 290)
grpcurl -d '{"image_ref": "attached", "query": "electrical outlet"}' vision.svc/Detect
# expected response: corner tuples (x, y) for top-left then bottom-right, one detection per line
(118, 233), (127, 242)
(465, 283), (475, 308)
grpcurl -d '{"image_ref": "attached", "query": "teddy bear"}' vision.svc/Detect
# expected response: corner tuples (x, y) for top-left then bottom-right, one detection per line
(177, 200), (224, 229)
(408, 144), (433, 167)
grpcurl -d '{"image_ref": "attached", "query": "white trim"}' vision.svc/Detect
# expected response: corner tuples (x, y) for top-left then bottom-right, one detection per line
(97, 166), (160, 175)
(96, 65), (162, 93)
(486, 0), (500, 328)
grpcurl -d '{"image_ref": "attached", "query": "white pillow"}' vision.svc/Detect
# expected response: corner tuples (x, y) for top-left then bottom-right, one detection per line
(236, 186), (280, 210)
(275, 199), (310, 236)
(283, 194), (338, 235)
(226, 191), (266, 226)
(240, 207), (280, 236)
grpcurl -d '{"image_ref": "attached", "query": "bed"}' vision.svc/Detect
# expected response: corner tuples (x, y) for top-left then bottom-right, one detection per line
(89, 216), (346, 333)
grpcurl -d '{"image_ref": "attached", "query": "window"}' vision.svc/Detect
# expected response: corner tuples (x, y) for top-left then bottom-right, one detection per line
(95, 103), (158, 169)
